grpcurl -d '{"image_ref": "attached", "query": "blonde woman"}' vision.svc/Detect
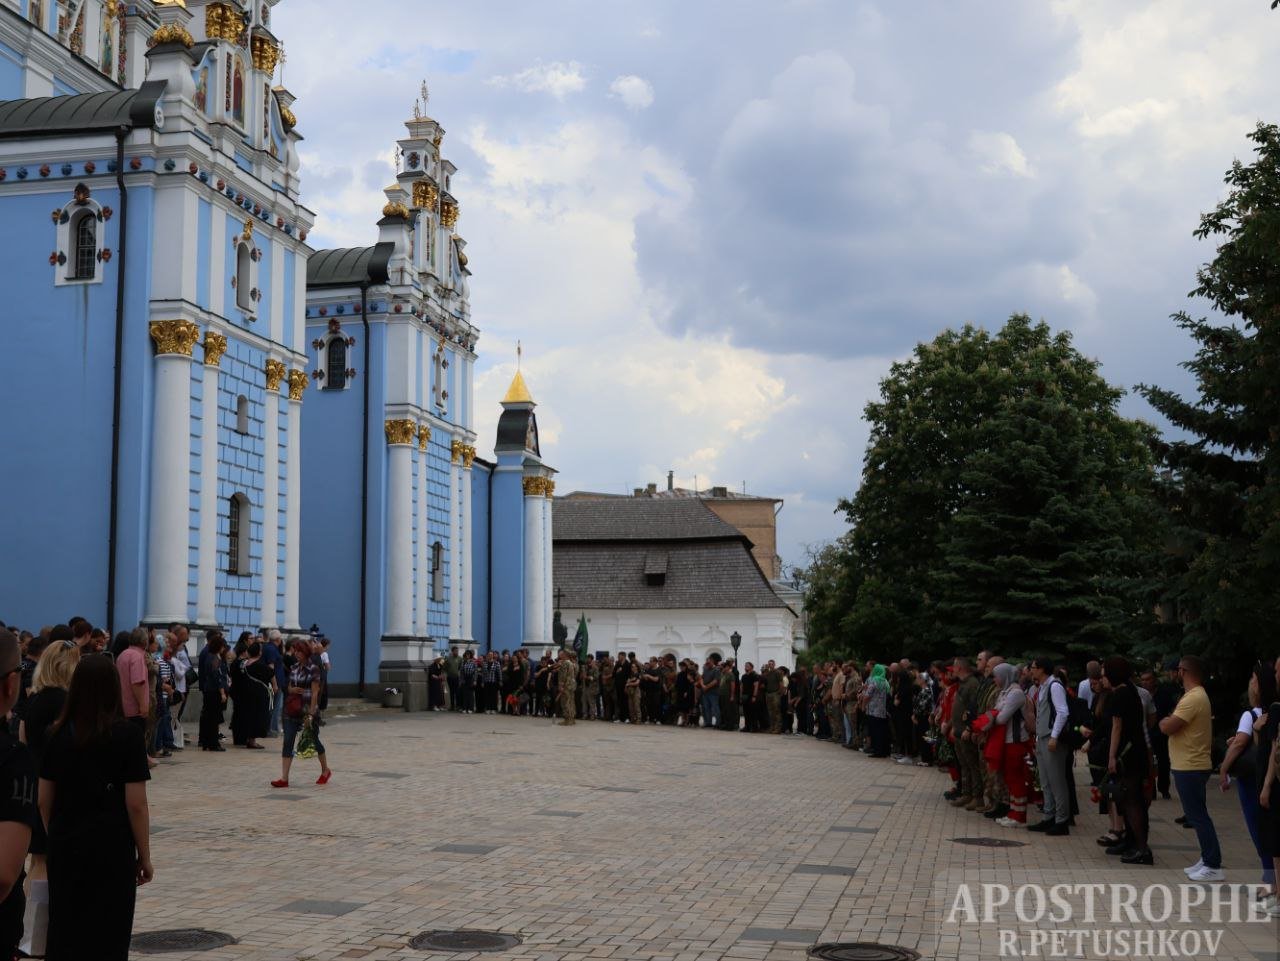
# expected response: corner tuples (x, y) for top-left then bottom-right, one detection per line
(17, 639), (79, 956)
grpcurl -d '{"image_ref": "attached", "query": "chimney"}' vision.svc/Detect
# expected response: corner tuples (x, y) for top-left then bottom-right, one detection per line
(711, 486), (728, 498)
(633, 488), (645, 497)
(667, 470), (674, 492)
(646, 483), (658, 495)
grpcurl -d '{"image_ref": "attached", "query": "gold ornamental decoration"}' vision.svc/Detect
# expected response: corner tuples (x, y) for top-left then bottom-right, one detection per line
(544, 479), (556, 499)
(279, 103), (297, 132)
(149, 23), (195, 49)
(440, 201), (459, 229)
(523, 476), (551, 497)
(287, 369), (309, 401)
(205, 2), (245, 43)
(149, 320), (201, 356)
(251, 35), (280, 74)
(418, 424), (431, 451)
(203, 331), (228, 367)
(265, 359), (287, 392)
(412, 180), (438, 210)
(382, 200), (410, 219)
(450, 439), (465, 464)
(385, 419), (417, 446)
(242, 219), (254, 241)
(462, 445), (476, 469)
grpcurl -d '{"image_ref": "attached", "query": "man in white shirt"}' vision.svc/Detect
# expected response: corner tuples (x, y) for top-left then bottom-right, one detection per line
(1077, 660), (1100, 708)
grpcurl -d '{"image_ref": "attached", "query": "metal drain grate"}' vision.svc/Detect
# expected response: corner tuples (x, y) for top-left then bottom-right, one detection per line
(409, 930), (523, 952)
(132, 929), (237, 954)
(951, 836), (1028, 848)
(809, 944), (921, 961)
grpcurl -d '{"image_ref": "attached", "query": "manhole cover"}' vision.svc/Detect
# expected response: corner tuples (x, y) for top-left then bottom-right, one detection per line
(809, 944), (921, 961)
(132, 929), (237, 954)
(951, 836), (1027, 848)
(409, 930), (523, 952)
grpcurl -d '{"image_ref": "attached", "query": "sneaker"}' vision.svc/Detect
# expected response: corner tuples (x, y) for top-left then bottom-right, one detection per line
(896, 757), (913, 765)
(995, 817), (1019, 828)
(914, 760), (931, 767)
(1189, 866), (1224, 882)
(890, 754), (904, 760)
(1183, 860), (1204, 877)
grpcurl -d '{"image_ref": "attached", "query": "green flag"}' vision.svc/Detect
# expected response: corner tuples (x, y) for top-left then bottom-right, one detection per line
(573, 614), (589, 663)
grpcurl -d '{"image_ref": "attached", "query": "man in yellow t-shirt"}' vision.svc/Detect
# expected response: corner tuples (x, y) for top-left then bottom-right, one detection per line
(1158, 655), (1220, 880)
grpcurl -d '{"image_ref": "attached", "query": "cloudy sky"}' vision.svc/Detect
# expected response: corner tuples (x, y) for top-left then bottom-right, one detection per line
(274, 0), (1280, 571)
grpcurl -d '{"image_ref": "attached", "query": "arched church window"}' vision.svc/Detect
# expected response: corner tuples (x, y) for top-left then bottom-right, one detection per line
(235, 395), (249, 434)
(235, 242), (252, 312)
(430, 540), (444, 602)
(232, 58), (245, 125)
(325, 337), (347, 390)
(72, 212), (96, 280)
(227, 493), (250, 575)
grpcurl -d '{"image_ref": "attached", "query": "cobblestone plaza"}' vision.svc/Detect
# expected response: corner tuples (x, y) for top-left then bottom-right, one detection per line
(138, 713), (1279, 961)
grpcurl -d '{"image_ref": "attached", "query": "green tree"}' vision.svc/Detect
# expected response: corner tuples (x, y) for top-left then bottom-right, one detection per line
(838, 314), (1161, 664)
(792, 535), (861, 659)
(1138, 122), (1280, 673)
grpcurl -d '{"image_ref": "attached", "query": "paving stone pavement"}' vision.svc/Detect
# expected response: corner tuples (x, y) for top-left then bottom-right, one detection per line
(135, 713), (1280, 960)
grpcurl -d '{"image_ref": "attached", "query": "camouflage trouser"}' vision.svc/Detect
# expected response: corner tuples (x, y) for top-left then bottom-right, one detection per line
(583, 685), (598, 720)
(627, 688), (641, 724)
(559, 688), (577, 723)
(985, 761), (1009, 805)
(827, 704), (843, 742)
(766, 692), (781, 733)
(955, 738), (983, 800)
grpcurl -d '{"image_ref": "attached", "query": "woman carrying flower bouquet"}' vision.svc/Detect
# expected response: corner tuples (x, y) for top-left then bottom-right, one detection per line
(271, 638), (331, 788)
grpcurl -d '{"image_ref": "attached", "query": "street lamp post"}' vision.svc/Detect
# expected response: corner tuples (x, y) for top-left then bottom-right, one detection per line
(729, 632), (741, 732)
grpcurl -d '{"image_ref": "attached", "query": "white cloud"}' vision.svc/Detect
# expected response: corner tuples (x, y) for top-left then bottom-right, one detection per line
(609, 75), (655, 110)
(968, 131), (1033, 178)
(488, 60), (587, 99)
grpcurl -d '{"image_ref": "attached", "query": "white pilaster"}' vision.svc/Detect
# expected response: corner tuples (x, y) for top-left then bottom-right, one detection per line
(461, 450), (474, 642)
(448, 441), (462, 640)
(209, 210), (226, 317)
(144, 321), (199, 624)
(416, 427), (429, 637)
(542, 491), (553, 646)
(523, 482), (545, 646)
(281, 370), (305, 629)
(259, 362), (282, 628)
(195, 333), (224, 625)
(385, 420), (416, 637)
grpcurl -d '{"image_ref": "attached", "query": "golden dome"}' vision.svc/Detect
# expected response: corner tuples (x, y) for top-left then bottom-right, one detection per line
(502, 369), (534, 405)
(382, 200), (410, 219)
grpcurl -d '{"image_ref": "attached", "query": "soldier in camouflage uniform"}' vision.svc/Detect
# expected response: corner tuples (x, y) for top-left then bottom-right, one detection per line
(600, 655), (616, 721)
(581, 657), (600, 720)
(557, 650), (578, 725)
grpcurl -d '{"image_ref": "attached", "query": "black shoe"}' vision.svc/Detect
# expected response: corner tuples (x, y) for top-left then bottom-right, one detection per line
(1026, 821), (1053, 833)
(208, 744), (226, 752)
(1175, 815), (1188, 825)
(1121, 848), (1154, 865)
(944, 790), (960, 801)
(984, 804), (1010, 821)
(1045, 822), (1070, 837)
(1105, 842), (1130, 856)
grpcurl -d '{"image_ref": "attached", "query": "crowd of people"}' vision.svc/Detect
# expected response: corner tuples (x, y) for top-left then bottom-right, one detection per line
(0, 617), (336, 960)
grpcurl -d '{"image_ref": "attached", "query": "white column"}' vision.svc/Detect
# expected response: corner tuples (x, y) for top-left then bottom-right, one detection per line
(461, 447), (474, 642)
(385, 419), (416, 637)
(448, 440), (463, 640)
(144, 321), (200, 624)
(281, 369), (306, 630)
(542, 485), (553, 645)
(259, 360), (284, 628)
(522, 478), (545, 646)
(416, 425), (429, 638)
(195, 332), (226, 625)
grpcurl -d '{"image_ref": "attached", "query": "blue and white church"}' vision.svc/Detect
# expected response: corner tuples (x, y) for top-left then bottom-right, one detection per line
(0, 0), (554, 705)
(300, 101), (558, 704)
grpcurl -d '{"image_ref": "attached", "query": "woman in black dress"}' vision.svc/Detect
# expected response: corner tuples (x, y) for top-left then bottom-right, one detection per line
(38, 653), (153, 961)
(231, 642), (272, 749)
(17, 639), (80, 952)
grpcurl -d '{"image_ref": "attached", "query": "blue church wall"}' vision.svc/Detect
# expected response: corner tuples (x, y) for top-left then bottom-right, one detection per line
(51, 77), (76, 97)
(213, 336), (267, 636)
(425, 432), (451, 649)
(299, 313), (386, 688)
(0, 181), (158, 630)
(470, 463), (492, 652)
(196, 198), (211, 308)
(257, 233), (273, 334)
(489, 459), (525, 651)
(0, 41), (23, 101)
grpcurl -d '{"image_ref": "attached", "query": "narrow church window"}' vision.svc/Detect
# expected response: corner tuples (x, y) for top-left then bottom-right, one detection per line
(325, 337), (347, 390)
(72, 213), (96, 280)
(227, 493), (251, 575)
(236, 243), (252, 312)
(235, 395), (249, 434)
(430, 540), (444, 602)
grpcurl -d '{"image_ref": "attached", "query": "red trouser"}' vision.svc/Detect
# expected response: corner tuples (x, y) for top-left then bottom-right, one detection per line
(1002, 740), (1030, 822)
